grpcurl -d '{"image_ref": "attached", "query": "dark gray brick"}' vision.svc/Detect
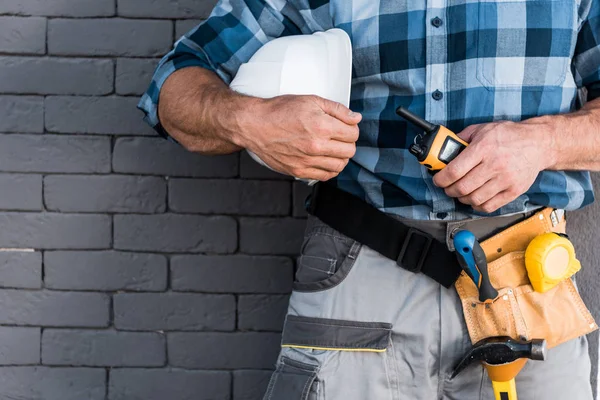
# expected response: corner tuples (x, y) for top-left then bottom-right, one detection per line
(0, 58), (113, 95)
(171, 255), (293, 294)
(45, 175), (166, 213)
(0, 174), (42, 211)
(0, 135), (110, 173)
(48, 19), (172, 57)
(0, 17), (45, 54)
(169, 332), (281, 369)
(114, 214), (237, 253)
(0, 96), (43, 133)
(0, 213), (111, 249)
(109, 369), (231, 400)
(0, 327), (40, 364)
(0, 0), (114, 17)
(238, 295), (289, 332)
(0, 251), (41, 289)
(0, 367), (105, 400)
(42, 330), (165, 367)
(233, 370), (273, 400)
(113, 137), (239, 177)
(46, 96), (155, 135)
(0, 290), (109, 327)
(118, 0), (217, 18)
(176, 19), (203, 38)
(116, 58), (159, 95)
(293, 181), (312, 217)
(45, 251), (167, 291)
(240, 218), (305, 255)
(169, 179), (290, 215)
(240, 151), (292, 180)
(114, 293), (235, 331)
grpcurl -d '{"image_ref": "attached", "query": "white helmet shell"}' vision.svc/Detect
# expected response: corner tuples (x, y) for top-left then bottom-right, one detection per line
(229, 28), (353, 184)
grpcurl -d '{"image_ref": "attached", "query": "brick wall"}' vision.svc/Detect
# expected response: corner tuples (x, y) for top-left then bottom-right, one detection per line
(0, 0), (310, 399)
(0, 1), (598, 399)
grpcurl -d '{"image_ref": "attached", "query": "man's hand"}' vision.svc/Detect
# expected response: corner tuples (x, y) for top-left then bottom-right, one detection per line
(433, 120), (553, 213)
(237, 95), (362, 182)
(158, 68), (361, 181)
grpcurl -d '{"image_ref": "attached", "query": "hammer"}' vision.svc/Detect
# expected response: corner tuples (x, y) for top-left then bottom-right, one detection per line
(451, 337), (547, 400)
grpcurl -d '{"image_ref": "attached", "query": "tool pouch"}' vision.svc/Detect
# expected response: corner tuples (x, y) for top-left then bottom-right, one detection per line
(455, 208), (597, 348)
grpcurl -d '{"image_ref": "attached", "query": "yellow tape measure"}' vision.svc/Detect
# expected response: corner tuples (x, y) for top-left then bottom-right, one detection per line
(525, 233), (581, 293)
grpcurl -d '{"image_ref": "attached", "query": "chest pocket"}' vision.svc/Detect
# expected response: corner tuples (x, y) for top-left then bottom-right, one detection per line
(477, 0), (577, 90)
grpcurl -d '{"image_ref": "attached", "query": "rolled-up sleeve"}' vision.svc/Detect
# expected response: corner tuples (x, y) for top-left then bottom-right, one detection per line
(573, 0), (600, 101)
(138, 0), (330, 138)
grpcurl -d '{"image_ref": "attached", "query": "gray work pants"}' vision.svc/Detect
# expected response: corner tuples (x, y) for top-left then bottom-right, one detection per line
(263, 214), (593, 400)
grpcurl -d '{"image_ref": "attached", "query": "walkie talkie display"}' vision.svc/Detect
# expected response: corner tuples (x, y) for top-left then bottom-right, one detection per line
(396, 107), (468, 171)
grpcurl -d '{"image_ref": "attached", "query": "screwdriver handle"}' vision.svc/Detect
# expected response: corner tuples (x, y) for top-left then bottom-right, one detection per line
(472, 240), (498, 303)
(453, 230), (498, 303)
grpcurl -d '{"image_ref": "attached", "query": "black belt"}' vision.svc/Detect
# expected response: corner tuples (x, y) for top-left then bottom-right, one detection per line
(307, 183), (462, 288)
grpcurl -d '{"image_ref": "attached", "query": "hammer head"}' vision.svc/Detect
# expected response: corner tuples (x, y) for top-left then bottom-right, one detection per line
(451, 337), (547, 379)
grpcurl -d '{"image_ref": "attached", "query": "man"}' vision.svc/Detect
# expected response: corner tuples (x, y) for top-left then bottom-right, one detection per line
(140, 1), (600, 398)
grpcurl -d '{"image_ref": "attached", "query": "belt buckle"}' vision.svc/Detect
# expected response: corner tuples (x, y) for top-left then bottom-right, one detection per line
(397, 228), (434, 273)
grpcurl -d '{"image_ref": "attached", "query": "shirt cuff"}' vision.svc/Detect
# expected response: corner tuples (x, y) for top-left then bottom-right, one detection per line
(586, 81), (600, 102)
(137, 54), (216, 139)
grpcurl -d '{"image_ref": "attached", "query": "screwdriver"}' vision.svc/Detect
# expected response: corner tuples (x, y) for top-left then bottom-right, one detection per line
(453, 230), (498, 303)
(396, 107), (468, 171)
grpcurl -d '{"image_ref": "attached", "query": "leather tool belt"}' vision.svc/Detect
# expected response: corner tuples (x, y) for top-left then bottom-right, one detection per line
(455, 207), (597, 347)
(307, 183), (597, 347)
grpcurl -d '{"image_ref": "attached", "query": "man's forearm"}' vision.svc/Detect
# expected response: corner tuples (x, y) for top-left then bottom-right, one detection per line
(542, 97), (600, 171)
(158, 67), (258, 154)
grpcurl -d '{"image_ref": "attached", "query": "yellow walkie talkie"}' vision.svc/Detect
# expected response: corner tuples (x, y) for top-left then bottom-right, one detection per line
(396, 107), (468, 171)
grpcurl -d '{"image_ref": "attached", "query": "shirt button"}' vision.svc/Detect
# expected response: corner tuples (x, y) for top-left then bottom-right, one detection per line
(432, 90), (443, 100)
(437, 212), (448, 219)
(431, 17), (443, 28)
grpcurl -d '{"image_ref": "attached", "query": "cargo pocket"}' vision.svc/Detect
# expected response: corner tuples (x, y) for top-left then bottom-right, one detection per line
(263, 356), (320, 400)
(455, 251), (597, 348)
(294, 216), (362, 292)
(267, 315), (397, 400)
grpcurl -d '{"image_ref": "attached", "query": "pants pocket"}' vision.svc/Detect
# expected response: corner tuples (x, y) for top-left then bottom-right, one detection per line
(282, 315), (392, 352)
(263, 356), (320, 400)
(455, 251), (597, 347)
(267, 315), (397, 400)
(294, 216), (363, 292)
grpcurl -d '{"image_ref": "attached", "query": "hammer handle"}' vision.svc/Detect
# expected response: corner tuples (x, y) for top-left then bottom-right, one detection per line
(492, 379), (518, 400)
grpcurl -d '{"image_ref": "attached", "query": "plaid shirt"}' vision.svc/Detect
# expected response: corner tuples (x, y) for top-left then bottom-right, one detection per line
(139, 0), (600, 220)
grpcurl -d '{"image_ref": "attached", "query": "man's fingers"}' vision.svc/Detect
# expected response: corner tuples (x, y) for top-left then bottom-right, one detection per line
(316, 140), (356, 159)
(261, 153), (348, 178)
(295, 167), (341, 182)
(457, 178), (506, 207)
(307, 156), (350, 173)
(433, 146), (483, 188)
(313, 96), (362, 125)
(456, 124), (480, 143)
(444, 163), (495, 198)
(473, 190), (517, 214)
(328, 120), (360, 143)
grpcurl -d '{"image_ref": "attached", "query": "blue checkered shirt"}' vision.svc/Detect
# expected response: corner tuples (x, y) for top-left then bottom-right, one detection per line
(139, 0), (600, 220)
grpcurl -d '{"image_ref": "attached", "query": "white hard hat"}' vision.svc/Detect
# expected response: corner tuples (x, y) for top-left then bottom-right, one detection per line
(230, 28), (353, 184)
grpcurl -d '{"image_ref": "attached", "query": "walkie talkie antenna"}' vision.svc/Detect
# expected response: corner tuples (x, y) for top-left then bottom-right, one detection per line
(396, 107), (437, 133)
